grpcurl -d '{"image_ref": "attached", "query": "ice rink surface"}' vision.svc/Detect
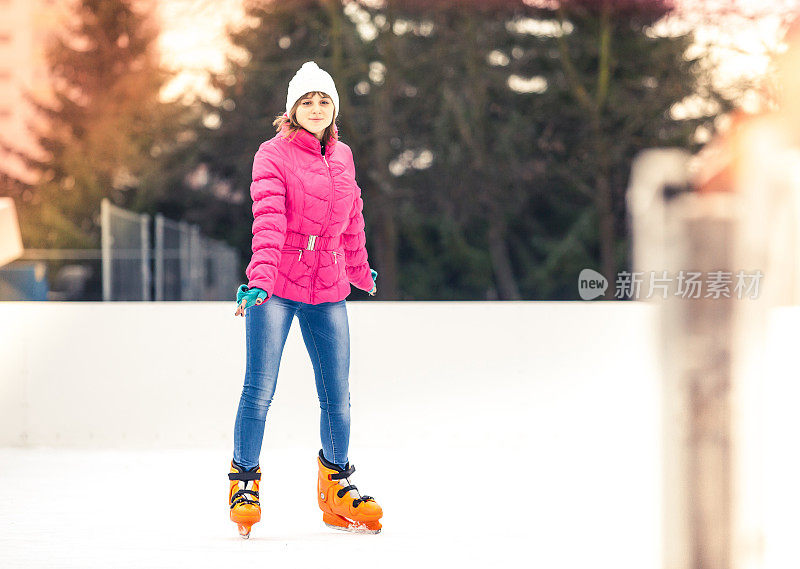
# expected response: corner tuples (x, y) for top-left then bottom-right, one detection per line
(1, 436), (661, 569)
(0, 444), (660, 569)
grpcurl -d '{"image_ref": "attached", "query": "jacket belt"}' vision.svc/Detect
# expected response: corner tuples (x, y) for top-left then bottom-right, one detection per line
(284, 230), (341, 251)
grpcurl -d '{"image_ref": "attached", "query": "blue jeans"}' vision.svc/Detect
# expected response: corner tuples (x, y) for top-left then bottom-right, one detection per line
(233, 294), (351, 470)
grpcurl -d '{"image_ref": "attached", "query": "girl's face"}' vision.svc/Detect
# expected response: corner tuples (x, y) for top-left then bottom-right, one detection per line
(294, 92), (334, 140)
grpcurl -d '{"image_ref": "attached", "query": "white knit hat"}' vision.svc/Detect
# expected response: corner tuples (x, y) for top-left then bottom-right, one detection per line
(286, 61), (340, 121)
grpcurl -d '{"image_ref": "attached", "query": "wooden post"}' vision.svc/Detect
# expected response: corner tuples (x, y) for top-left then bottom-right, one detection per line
(629, 150), (737, 569)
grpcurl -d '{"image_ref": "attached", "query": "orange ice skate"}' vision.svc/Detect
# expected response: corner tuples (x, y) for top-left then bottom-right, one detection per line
(317, 450), (383, 534)
(228, 461), (261, 538)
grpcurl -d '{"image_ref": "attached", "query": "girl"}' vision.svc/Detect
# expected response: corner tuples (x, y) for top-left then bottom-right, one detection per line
(227, 62), (382, 538)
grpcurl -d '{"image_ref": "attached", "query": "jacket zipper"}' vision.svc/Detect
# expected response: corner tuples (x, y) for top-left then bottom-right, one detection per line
(282, 247), (305, 261)
(311, 151), (335, 303)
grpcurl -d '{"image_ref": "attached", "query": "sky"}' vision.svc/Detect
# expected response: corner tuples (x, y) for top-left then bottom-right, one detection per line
(156, 0), (245, 103)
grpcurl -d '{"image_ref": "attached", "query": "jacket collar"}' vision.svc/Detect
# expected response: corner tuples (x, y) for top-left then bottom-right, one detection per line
(279, 113), (338, 155)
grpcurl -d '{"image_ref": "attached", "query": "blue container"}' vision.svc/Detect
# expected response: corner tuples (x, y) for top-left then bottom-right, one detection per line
(0, 261), (49, 301)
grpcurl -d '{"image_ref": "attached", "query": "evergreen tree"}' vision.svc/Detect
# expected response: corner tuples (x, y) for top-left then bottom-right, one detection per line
(517, 0), (733, 298)
(197, 0), (734, 300)
(7, 0), (190, 249)
(376, 0), (732, 299)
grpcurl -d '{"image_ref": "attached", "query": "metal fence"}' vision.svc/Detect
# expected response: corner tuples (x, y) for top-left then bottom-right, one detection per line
(101, 199), (239, 301)
(154, 215), (186, 301)
(101, 200), (150, 301)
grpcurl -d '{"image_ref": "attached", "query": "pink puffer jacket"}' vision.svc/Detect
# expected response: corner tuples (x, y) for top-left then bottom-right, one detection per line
(245, 120), (375, 304)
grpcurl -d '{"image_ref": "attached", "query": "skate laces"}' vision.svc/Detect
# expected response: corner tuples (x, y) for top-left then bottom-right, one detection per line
(330, 465), (374, 508)
(229, 468), (261, 508)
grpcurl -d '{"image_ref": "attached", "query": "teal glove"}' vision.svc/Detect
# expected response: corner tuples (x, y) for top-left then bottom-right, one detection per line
(368, 269), (378, 296)
(235, 284), (267, 316)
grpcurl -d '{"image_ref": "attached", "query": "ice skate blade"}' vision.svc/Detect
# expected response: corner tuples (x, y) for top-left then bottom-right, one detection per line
(323, 512), (381, 534)
(324, 521), (381, 534)
(237, 524), (252, 538)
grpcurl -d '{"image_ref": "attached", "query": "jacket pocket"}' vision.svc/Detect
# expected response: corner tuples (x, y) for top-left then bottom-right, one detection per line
(331, 250), (346, 282)
(279, 247), (305, 280)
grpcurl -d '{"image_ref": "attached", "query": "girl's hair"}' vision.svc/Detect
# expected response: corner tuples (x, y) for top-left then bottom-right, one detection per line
(273, 91), (338, 143)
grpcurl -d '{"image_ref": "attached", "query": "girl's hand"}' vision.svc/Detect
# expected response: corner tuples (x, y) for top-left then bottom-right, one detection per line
(368, 269), (378, 296)
(235, 284), (267, 317)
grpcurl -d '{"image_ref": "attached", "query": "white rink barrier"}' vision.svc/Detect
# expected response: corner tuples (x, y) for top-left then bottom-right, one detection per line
(0, 301), (664, 450)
